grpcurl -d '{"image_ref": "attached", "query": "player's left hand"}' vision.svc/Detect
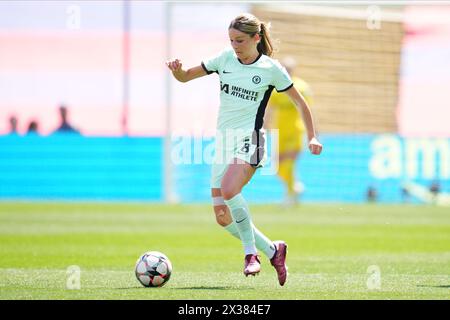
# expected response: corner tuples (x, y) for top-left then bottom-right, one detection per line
(308, 137), (322, 155)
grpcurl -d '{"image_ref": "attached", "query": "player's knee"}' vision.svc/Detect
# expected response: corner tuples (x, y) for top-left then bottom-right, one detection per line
(212, 195), (232, 226)
(213, 206), (232, 226)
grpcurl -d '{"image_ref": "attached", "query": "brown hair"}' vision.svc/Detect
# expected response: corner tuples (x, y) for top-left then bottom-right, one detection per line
(229, 13), (274, 57)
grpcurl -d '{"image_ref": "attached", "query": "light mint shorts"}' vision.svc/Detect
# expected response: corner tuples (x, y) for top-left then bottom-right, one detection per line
(210, 129), (267, 189)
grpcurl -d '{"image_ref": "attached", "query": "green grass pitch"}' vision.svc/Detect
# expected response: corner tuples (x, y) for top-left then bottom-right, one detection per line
(0, 202), (449, 300)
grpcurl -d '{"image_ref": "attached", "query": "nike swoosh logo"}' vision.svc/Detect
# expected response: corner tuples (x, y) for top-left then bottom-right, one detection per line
(223, 71), (232, 74)
(236, 218), (247, 223)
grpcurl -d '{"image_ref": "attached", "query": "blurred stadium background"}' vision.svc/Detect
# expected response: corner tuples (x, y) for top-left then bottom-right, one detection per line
(0, 1), (449, 205)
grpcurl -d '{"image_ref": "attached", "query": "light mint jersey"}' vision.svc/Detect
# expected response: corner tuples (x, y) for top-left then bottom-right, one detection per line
(202, 48), (293, 131)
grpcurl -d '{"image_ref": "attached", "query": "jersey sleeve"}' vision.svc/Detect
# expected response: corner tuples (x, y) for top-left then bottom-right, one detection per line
(201, 49), (229, 75)
(272, 61), (294, 92)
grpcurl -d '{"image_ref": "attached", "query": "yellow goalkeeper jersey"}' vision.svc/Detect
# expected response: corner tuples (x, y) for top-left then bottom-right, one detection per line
(268, 76), (313, 152)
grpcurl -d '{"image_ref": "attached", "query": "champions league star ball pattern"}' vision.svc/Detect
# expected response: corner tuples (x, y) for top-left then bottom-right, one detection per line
(135, 251), (172, 287)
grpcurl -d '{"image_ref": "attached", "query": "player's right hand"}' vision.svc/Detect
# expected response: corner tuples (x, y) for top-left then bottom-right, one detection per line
(166, 59), (182, 72)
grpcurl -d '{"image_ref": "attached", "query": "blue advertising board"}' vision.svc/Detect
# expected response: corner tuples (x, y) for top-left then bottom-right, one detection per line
(0, 134), (448, 203)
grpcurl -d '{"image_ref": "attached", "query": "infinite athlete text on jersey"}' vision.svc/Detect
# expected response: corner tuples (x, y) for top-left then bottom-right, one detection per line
(220, 81), (259, 102)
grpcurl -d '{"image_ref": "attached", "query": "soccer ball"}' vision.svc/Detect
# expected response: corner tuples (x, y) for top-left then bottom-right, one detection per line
(135, 251), (172, 287)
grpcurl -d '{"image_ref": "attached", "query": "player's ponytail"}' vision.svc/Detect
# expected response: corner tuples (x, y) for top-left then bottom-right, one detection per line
(229, 13), (275, 57)
(258, 21), (274, 57)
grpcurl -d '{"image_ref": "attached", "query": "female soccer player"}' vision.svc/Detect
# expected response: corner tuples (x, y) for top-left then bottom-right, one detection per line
(166, 13), (322, 286)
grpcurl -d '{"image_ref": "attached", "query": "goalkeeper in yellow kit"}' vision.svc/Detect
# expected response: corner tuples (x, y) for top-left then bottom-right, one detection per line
(267, 58), (314, 205)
